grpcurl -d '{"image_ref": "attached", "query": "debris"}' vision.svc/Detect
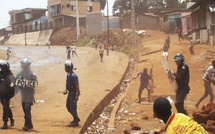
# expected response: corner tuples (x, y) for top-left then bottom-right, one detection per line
(130, 123), (141, 130)
(193, 102), (215, 133)
(124, 128), (131, 134)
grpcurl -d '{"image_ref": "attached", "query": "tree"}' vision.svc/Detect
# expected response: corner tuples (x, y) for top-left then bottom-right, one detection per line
(148, 0), (165, 9)
(165, 0), (178, 8)
(113, 0), (149, 16)
(178, 0), (189, 8)
(99, 0), (107, 10)
(112, 0), (131, 16)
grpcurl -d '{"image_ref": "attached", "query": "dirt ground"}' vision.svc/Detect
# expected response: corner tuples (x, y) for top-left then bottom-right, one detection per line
(108, 30), (215, 134)
(0, 45), (128, 134)
(0, 30), (215, 134)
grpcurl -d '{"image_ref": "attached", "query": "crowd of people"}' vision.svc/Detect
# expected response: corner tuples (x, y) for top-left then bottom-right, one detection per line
(0, 29), (214, 134)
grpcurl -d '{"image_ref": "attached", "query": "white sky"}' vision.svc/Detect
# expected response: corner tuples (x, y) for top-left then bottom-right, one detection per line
(0, 0), (114, 29)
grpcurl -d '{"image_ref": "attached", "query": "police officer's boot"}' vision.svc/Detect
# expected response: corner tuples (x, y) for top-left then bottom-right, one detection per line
(10, 118), (14, 126)
(22, 121), (29, 131)
(69, 117), (80, 127)
(1, 121), (8, 129)
(28, 122), (33, 129)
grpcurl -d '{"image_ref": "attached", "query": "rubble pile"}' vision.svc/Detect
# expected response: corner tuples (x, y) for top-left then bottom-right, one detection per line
(50, 28), (130, 46)
(50, 27), (87, 45)
(193, 102), (215, 134)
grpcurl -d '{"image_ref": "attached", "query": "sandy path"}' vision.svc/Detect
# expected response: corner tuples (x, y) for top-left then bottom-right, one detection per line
(0, 45), (128, 134)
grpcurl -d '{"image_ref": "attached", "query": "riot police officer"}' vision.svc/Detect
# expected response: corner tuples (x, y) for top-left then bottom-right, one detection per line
(15, 58), (37, 131)
(172, 53), (190, 115)
(0, 60), (15, 129)
(63, 60), (80, 127)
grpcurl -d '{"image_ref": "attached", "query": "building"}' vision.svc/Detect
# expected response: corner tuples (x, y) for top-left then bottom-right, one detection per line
(188, 0), (215, 45)
(47, 0), (100, 28)
(9, 8), (47, 34)
(121, 13), (159, 30)
(156, 8), (191, 33)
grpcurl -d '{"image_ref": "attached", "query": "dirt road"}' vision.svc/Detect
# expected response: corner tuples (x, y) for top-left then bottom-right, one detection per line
(0, 46), (128, 134)
(108, 30), (215, 133)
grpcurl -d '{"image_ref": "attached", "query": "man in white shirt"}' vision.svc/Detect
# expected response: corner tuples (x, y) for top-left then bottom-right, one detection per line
(71, 44), (78, 57)
(195, 60), (215, 108)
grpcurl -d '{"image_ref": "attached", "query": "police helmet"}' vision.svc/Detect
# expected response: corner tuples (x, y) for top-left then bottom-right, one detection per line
(65, 60), (73, 70)
(0, 60), (10, 71)
(20, 58), (31, 65)
(173, 53), (185, 63)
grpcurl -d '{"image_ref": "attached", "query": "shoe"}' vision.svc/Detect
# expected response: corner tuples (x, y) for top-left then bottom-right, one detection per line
(70, 117), (80, 124)
(69, 122), (79, 127)
(10, 118), (14, 126)
(22, 126), (28, 131)
(28, 123), (33, 129)
(1, 122), (8, 129)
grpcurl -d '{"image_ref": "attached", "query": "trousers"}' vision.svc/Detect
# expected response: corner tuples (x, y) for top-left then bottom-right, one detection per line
(66, 92), (78, 118)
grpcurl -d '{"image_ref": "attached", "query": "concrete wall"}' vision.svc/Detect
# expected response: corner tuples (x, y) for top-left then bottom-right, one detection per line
(86, 12), (102, 35)
(102, 17), (120, 29)
(5, 29), (53, 45)
(0, 36), (4, 42)
(121, 15), (159, 30)
(136, 15), (159, 30)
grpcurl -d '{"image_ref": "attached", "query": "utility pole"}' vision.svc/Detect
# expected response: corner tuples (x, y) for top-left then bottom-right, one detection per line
(107, 0), (110, 44)
(24, 12), (27, 45)
(131, 0), (136, 47)
(76, 0), (80, 40)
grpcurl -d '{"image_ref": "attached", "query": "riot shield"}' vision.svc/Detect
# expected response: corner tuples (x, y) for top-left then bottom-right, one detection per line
(14, 65), (38, 103)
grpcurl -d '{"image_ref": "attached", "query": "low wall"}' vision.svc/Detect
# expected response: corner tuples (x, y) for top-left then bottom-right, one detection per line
(79, 61), (130, 134)
(0, 36), (4, 42)
(5, 29), (53, 46)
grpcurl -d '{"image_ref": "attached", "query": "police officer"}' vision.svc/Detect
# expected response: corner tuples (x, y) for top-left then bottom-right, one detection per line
(0, 60), (15, 129)
(15, 58), (37, 131)
(63, 60), (80, 127)
(172, 53), (190, 115)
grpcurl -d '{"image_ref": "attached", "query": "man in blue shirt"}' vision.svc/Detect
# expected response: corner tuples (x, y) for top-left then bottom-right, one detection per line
(63, 60), (80, 127)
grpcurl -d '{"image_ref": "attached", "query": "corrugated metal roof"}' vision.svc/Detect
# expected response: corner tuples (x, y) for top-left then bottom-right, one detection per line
(188, 0), (210, 9)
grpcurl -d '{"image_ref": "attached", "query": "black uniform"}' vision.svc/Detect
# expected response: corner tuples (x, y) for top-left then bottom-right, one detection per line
(175, 63), (190, 115)
(0, 71), (15, 128)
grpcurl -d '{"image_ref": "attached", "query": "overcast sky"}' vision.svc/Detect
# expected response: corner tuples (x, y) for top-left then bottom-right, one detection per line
(0, 0), (114, 29)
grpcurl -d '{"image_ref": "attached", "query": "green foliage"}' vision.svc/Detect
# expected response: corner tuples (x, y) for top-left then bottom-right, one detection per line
(112, 0), (189, 17)
(77, 39), (91, 47)
(178, 0), (189, 8)
(99, 0), (107, 10)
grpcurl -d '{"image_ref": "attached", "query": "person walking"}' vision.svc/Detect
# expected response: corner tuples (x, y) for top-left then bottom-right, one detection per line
(195, 60), (215, 109)
(15, 58), (38, 131)
(162, 43), (169, 61)
(66, 45), (71, 59)
(189, 39), (195, 55)
(99, 46), (104, 62)
(6, 47), (11, 60)
(172, 53), (190, 115)
(0, 60), (15, 129)
(71, 44), (78, 57)
(63, 60), (80, 127)
(47, 40), (51, 49)
(153, 97), (208, 134)
(176, 28), (183, 42)
(133, 68), (152, 103)
(165, 36), (170, 50)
